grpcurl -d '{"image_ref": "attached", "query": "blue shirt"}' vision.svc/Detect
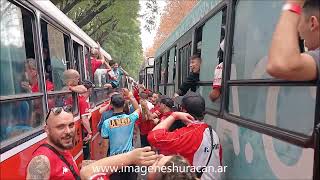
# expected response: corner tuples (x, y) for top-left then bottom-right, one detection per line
(110, 68), (123, 88)
(98, 110), (114, 133)
(101, 111), (139, 156)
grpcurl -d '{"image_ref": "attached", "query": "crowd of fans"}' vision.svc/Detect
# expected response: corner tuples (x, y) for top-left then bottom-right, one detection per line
(25, 0), (319, 179)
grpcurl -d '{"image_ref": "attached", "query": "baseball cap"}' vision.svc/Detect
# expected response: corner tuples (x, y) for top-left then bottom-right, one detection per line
(159, 95), (174, 108)
(175, 91), (205, 118)
(82, 80), (95, 89)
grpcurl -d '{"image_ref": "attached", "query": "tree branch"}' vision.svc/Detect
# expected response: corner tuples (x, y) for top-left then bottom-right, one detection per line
(76, 0), (114, 28)
(98, 20), (118, 44)
(61, 0), (81, 14)
(88, 16), (114, 36)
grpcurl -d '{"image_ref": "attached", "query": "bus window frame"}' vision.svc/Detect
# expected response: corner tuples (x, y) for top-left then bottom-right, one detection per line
(39, 17), (79, 116)
(0, 0), (48, 153)
(219, 0), (319, 148)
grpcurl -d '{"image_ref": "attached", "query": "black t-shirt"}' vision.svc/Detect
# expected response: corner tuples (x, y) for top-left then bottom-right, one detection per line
(176, 72), (200, 96)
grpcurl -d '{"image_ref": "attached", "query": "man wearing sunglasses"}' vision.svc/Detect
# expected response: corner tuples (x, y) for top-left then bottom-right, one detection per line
(26, 106), (80, 180)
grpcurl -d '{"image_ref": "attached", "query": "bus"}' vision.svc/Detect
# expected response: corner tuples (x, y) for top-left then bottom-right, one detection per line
(151, 0), (319, 179)
(0, 0), (130, 179)
(140, 57), (155, 90)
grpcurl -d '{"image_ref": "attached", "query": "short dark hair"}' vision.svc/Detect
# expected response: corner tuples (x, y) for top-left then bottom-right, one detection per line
(178, 92), (205, 119)
(111, 94), (125, 108)
(303, 0), (320, 18)
(109, 60), (116, 66)
(189, 54), (201, 62)
(160, 96), (174, 109)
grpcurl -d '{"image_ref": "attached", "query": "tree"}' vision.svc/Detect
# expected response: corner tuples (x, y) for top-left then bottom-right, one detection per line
(145, 0), (197, 57)
(140, 0), (159, 33)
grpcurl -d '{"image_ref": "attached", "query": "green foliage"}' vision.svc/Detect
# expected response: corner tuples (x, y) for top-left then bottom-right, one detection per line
(52, 0), (144, 79)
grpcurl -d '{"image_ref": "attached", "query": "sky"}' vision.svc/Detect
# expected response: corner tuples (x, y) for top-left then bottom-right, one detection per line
(139, 0), (167, 52)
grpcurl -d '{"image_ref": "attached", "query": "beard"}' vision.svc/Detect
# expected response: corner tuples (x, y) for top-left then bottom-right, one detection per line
(48, 132), (75, 150)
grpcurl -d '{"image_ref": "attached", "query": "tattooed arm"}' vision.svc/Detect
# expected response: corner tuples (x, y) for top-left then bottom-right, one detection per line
(26, 155), (50, 180)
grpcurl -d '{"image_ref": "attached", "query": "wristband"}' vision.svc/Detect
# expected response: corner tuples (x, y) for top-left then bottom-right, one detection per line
(282, 3), (302, 15)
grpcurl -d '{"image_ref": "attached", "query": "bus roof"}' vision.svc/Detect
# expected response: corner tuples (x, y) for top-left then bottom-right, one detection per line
(154, 0), (222, 58)
(30, 0), (112, 60)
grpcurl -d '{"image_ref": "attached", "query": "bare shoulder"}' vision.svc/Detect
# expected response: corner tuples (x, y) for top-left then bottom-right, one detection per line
(26, 155), (50, 180)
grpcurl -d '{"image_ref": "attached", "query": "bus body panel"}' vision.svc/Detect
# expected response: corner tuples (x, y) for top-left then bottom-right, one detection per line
(204, 114), (313, 179)
(90, 108), (108, 160)
(0, 117), (84, 179)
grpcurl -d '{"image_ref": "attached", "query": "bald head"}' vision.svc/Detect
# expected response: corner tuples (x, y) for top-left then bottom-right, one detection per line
(45, 110), (75, 150)
(63, 69), (80, 86)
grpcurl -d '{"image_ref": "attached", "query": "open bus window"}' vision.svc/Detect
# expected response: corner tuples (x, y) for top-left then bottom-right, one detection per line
(41, 20), (70, 91)
(160, 55), (168, 84)
(196, 9), (225, 110)
(0, 98), (44, 145)
(73, 41), (84, 80)
(84, 46), (91, 80)
(0, 0), (38, 96)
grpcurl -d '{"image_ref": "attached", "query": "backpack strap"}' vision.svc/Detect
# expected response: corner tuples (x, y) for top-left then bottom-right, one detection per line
(196, 125), (214, 178)
(38, 144), (80, 180)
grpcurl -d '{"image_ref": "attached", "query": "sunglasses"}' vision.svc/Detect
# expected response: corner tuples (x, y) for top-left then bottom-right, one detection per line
(45, 105), (72, 123)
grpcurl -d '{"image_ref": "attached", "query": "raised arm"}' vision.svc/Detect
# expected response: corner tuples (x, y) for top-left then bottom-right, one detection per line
(69, 85), (87, 94)
(267, 0), (317, 81)
(120, 66), (129, 76)
(26, 155), (50, 180)
(123, 88), (140, 112)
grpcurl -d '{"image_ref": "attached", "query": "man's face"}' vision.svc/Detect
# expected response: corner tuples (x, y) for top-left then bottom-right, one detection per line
(189, 58), (201, 73)
(72, 74), (80, 86)
(151, 93), (159, 105)
(25, 65), (37, 80)
(298, 13), (320, 50)
(45, 111), (75, 150)
(113, 63), (119, 69)
(159, 102), (167, 113)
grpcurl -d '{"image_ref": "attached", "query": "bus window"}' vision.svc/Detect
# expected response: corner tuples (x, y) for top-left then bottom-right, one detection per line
(178, 43), (191, 85)
(231, 0), (283, 80)
(197, 9), (225, 110)
(160, 55), (168, 84)
(47, 93), (77, 116)
(41, 20), (70, 91)
(73, 41), (84, 79)
(0, 98), (44, 146)
(167, 46), (176, 97)
(84, 46), (91, 80)
(228, 0), (316, 136)
(0, 0), (37, 96)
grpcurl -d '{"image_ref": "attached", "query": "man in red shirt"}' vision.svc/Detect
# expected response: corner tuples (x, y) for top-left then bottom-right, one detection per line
(21, 58), (54, 93)
(26, 106), (80, 180)
(78, 80), (95, 160)
(148, 92), (222, 180)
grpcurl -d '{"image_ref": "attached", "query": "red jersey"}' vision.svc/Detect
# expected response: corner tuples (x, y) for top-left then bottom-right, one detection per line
(137, 105), (160, 135)
(148, 122), (222, 180)
(29, 144), (80, 180)
(79, 95), (90, 117)
(31, 80), (54, 92)
(133, 87), (140, 102)
(91, 57), (102, 75)
(158, 111), (173, 122)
